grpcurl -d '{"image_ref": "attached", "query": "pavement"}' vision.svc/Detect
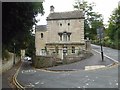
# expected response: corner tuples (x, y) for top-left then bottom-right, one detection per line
(45, 50), (115, 71)
(1, 61), (21, 90)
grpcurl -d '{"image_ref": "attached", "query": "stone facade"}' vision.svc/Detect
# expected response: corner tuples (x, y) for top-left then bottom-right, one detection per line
(35, 6), (85, 59)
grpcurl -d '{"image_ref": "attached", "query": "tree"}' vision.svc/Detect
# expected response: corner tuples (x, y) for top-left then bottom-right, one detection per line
(2, 2), (44, 58)
(25, 34), (35, 57)
(73, 0), (104, 40)
(106, 5), (120, 49)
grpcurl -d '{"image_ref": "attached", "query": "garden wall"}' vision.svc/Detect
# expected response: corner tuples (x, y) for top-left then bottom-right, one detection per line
(1, 52), (21, 74)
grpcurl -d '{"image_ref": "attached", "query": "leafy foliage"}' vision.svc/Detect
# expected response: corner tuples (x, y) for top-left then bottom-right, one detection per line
(106, 6), (120, 49)
(73, 0), (104, 40)
(2, 2), (44, 58)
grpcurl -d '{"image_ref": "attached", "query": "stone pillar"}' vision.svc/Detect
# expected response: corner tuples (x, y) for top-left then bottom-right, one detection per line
(85, 38), (92, 51)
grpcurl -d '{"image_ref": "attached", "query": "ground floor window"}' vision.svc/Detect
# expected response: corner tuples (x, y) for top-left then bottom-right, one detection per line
(55, 46), (59, 54)
(40, 49), (46, 56)
(72, 46), (75, 53)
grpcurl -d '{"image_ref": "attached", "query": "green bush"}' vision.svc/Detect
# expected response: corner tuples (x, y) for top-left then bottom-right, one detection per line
(2, 50), (10, 61)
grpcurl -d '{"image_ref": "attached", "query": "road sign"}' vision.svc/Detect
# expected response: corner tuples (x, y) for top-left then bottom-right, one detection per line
(97, 27), (104, 39)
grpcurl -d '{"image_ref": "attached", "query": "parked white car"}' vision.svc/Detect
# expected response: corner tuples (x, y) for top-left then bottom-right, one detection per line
(24, 56), (31, 61)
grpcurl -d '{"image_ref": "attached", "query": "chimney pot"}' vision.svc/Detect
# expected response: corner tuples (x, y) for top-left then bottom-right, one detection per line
(50, 5), (54, 13)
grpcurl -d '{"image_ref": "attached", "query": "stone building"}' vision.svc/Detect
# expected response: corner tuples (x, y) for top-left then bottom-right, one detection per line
(35, 5), (85, 59)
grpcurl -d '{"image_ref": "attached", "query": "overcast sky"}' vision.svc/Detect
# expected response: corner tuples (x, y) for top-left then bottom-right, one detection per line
(36, 0), (120, 25)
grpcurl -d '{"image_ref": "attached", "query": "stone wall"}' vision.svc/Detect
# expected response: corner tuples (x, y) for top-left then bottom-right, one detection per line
(85, 40), (92, 51)
(47, 19), (84, 43)
(34, 55), (61, 68)
(1, 52), (21, 74)
(34, 50), (93, 69)
(35, 30), (47, 55)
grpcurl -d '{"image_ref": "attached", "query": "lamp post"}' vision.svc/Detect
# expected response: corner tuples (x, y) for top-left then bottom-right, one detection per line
(97, 27), (104, 61)
(13, 42), (16, 65)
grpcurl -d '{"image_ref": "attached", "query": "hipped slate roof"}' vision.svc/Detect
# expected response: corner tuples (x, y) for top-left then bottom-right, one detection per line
(35, 25), (47, 31)
(47, 10), (84, 20)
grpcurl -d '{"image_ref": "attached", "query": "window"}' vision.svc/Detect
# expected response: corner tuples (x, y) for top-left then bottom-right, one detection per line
(68, 23), (70, 26)
(68, 33), (71, 41)
(55, 46), (59, 54)
(41, 49), (46, 55)
(60, 23), (62, 26)
(60, 35), (62, 41)
(68, 35), (70, 41)
(63, 32), (67, 41)
(58, 33), (62, 41)
(41, 33), (43, 38)
(72, 46), (75, 53)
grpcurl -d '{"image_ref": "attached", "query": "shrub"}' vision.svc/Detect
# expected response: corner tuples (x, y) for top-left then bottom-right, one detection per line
(2, 50), (10, 61)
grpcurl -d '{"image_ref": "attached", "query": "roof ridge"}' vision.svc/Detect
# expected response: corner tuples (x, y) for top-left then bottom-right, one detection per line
(47, 10), (84, 20)
(53, 10), (82, 13)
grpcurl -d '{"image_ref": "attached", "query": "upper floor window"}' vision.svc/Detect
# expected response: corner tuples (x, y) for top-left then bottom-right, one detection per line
(63, 32), (67, 41)
(68, 23), (70, 26)
(41, 33), (43, 38)
(58, 32), (71, 41)
(60, 23), (62, 26)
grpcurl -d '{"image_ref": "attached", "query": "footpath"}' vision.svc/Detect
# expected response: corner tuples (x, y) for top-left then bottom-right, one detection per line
(2, 61), (21, 90)
(45, 50), (115, 71)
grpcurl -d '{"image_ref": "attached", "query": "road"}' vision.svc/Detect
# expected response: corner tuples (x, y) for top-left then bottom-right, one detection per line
(91, 44), (119, 62)
(16, 44), (119, 88)
(17, 61), (118, 88)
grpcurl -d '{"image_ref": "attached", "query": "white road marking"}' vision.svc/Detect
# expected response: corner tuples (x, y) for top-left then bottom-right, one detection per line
(92, 49), (118, 63)
(41, 82), (44, 85)
(116, 83), (118, 86)
(21, 70), (36, 73)
(95, 77), (98, 79)
(109, 82), (112, 85)
(87, 78), (90, 81)
(86, 83), (89, 86)
(35, 81), (39, 85)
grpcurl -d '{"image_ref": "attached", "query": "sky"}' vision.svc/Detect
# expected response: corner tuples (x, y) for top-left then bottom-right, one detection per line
(36, 0), (120, 25)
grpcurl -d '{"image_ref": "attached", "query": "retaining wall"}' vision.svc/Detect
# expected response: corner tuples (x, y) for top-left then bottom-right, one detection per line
(1, 52), (21, 74)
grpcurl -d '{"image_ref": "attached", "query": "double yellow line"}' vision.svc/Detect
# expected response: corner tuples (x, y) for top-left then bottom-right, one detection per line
(13, 63), (25, 90)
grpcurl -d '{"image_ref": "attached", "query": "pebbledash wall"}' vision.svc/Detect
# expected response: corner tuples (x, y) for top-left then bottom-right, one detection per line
(35, 5), (86, 59)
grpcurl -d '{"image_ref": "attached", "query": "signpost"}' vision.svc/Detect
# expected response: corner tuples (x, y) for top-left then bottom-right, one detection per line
(97, 27), (104, 61)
